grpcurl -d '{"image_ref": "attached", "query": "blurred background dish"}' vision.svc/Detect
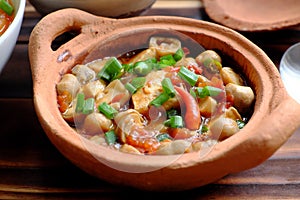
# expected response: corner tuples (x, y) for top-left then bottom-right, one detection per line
(279, 42), (300, 104)
(28, 0), (157, 18)
(202, 0), (300, 31)
(0, 0), (26, 73)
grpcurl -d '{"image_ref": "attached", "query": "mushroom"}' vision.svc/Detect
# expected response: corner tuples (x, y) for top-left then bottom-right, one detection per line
(149, 36), (181, 57)
(96, 79), (130, 108)
(128, 47), (157, 63)
(83, 112), (113, 135)
(209, 114), (240, 141)
(198, 96), (218, 118)
(56, 73), (80, 98)
(81, 79), (106, 99)
(175, 57), (198, 68)
(225, 106), (242, 121)
(196, 50), (222, 74)
(89, 135), (107, 146)
(221, 67), (244, 86)
(155, 140), (191, 155)
(86, 58), (111, 74)
(120, 144), (141, 155)
(72, 64), (96, 84)
(225, 83), (255, 113)
(114, 109), (145, 143)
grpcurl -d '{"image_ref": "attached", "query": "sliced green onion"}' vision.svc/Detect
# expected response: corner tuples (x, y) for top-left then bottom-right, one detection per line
(194, 86), (222, 98)
(201, 125), (209, 133)
(105, 130), (117, 145)
(125, 77), (146, 94)
(237, 119), (246, 129)
(133, 61), (152, 76)
(164, 115), (183, 128)
(178, 66), (199, 86)
(173, 48), (184, 61)
(82, 98), (95, 115)
(125, 82), (137, 94)
(167, 109), (178, 118)
(156, 133), (172, 142)
(131, 77), (146, 89)
(145, 57), (157, 64)
(159, 54), (176, 66)
(98, 102), (117, 119)
(150, 92), (170, 107)
(75, 93), (85, 113)
(123, 63), (134, 72)
(162, 78), (175, 98)
(0, 0), (14, 15)
(97, 57), (123, 82)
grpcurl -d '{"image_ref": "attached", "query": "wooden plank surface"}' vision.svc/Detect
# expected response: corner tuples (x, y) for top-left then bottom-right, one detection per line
(0, 0), (300, 199)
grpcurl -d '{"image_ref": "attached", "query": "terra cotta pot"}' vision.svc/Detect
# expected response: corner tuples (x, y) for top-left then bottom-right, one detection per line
(28, 8), (300, 191)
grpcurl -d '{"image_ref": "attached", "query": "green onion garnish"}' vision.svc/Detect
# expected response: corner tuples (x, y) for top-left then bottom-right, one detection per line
(0, 0), (14, 15)
(82, 98), (95, 115)
(167, 109), (178, 118)
(178, 66), (199, 86)
(156, 133), (172, 142)
(237, 119), (246, 129)
(173, 48), (184, 61)
(97, 57), (123, 82)
(150, 92), (170, 107)
(105, 130), (117, 145)
(125, 77), (146, 94)
(164, 115), (183, 128)
(131, 77), (146, 89)
(75, 93), (85, 113)
(123, 63), (134, 72)
(159, 54), (176, 66)
(145, 57), (157, 64)
(194, 86), (222, 98)
(133, 61), (152, 76)
(98, 102), (117, 119)
(201, 125), (209, 133)
(162, 78), (176, 98)
(125, 82), (137, 94)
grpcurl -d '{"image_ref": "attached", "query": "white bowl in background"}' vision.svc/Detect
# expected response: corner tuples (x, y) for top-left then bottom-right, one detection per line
(29, 0), (156, 17)
(0, 0), (26, 73)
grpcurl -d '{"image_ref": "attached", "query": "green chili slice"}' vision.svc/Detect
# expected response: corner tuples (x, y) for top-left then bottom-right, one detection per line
(98, 102), (117, 119)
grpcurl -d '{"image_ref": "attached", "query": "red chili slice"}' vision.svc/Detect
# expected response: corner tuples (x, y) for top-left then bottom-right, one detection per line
(174, 86), (201, 130)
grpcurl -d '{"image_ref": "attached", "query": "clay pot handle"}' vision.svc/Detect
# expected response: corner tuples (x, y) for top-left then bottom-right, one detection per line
(29, 8), (114, 74)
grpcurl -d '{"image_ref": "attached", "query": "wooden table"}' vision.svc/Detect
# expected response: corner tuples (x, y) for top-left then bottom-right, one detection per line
(1, 0), (300, 199)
